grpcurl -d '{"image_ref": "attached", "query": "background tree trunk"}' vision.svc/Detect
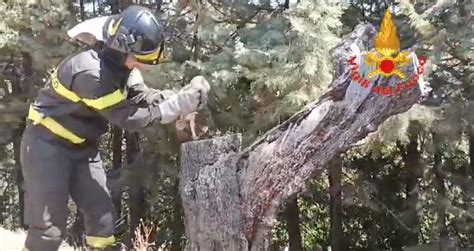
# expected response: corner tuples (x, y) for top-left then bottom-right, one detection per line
(155, 0), (163, 12)
(367, 213), (378, 251)
(126, 131), (146, 242)
(466, 127), (474, 246)
(110, 126), (123, 217)
(285, 197), (302, 251)
(329, 157), (343, 251)
(180, 23), (426, 250)
(68, 211), (86, 248)
(13, 129), (25, 229)
(400, 123), (423, 245)
(433, 133), (448, 250)
(9, 52), (27, 230)
(120, 0), (134, 10)
(79, 0), (85, 21)
(107, 126), (125, 237)
(171, 180), (185, 251)
(111, 0), (120, 14)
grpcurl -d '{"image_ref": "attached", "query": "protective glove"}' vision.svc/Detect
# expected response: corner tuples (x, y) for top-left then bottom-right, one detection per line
(148, 89), (174, 106)
(157, 76), (210, 124)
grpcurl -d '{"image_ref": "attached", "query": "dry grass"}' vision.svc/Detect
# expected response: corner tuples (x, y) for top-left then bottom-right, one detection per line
(132, 221), (157, 251)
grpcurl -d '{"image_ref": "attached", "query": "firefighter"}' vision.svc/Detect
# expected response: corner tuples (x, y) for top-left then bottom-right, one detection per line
(20, 5), (210, 251)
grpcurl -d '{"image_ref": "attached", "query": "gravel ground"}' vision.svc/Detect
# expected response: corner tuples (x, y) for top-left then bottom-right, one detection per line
(0, 228), (75, 251)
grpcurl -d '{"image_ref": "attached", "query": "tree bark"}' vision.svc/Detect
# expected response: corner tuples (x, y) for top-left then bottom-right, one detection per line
(79, 0), (85, 21)
(10, 52), (27, 230)
(68, 210), (86, 248)
(110, 126), (123, 217)
(171, 180), (185, 251)
(92, 0), (96, 17)
(367, 213), (378, 251)
(13, 130), (25, 229)
(111, 0), (120, 14)
(466, 128), (474, 246)
(399, 124), (422, 245)
(106, 126), (126, 238)
(180, 24), (426, 250)
(329, 157), (343, 251)
(121, 0), (134, 10)
(126, 132), (146, 241)
(156, 0), (163, 12)
(285, 197), (302, 251)
(470, 127), (474, 180)
(433, 133), (448, 250)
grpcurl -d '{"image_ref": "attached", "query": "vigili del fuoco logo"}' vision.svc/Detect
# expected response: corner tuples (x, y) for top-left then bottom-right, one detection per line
(348, 10), (427, 96)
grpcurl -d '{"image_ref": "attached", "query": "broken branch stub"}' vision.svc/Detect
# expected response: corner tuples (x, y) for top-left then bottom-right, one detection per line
(180, 23), (427, 250)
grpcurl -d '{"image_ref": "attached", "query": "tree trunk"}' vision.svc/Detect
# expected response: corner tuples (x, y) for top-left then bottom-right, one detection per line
(470, 127), (474, 181)
(107, 126), (125, 237)
(92, 0), (96, 17)
(68, 211), (86, 248)
(111, 0), (120, 14)
(180, 24), (426, 250)
(367, 213), (378, 251)
(121, 0), (134, 10)
(433, 133), (448, 250)
(285, 197), (302, 251)
(126, 132), (146, 241)
(329, 157), (343, 251)
(156, 0), (163, 12)
(79, 0), (85, 21)
(171, 180), (185, 251)
(400, 124), (422, 245)
(13, 130), (25, 229)
(10, 52), (27, 229)
(110, 126), (123, 217)
(466, 128), (474, 246)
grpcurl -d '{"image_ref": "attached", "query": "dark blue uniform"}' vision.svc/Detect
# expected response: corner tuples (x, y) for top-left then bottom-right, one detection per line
(21, 45), (165, 250)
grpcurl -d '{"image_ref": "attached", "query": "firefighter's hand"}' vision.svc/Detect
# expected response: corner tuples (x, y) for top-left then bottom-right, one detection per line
(148, 89), (175, 106)
(182, 76), (210, 109)
(157, 76), (210, 124)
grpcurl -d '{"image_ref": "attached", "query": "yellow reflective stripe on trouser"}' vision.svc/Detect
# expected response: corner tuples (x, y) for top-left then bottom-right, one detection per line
(28, 106), (86, 144)
(51, 71), (125, 110)
(86, 235), (116, 248)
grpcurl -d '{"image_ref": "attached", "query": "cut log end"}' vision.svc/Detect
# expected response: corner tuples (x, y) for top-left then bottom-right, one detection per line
(180, 134), (249, 251)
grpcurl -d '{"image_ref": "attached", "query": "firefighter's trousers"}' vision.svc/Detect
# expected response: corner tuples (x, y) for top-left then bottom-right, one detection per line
(20, 125), (116, 251)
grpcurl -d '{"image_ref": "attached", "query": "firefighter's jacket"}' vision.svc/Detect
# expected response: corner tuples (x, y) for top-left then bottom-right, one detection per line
(28, 46), (164, 145)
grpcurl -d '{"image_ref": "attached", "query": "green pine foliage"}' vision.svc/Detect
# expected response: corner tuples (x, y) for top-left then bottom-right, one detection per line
(0, 0), (76, 71)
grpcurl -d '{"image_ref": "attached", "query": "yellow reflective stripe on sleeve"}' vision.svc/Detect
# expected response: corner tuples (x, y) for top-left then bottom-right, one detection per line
(28, 106), (86, 144)
(86, 235), (116, 248)
(50, 71), (125, 110)
(82, 88), (124, 110)
(51, 74), (82, 102)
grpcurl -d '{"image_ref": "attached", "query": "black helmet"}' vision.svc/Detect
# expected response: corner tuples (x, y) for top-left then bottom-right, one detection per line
(103, 5), (166, 65)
